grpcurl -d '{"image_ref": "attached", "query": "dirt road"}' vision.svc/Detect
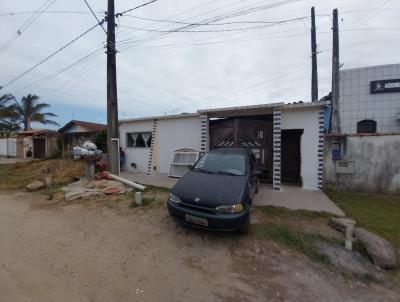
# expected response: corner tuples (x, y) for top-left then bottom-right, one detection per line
(0, 191), (398, 302)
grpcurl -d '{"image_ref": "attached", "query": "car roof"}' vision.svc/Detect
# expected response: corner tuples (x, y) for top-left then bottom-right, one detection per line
(208, 147), (253, 156)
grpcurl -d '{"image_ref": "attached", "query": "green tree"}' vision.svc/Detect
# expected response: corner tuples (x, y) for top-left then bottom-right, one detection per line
(14, 94), (59, 131)
(93, 129), (107, 152)
(0, 91), (19, 132)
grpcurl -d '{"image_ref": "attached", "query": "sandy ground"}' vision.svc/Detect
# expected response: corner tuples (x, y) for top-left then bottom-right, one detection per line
(0, 191), (399, 302)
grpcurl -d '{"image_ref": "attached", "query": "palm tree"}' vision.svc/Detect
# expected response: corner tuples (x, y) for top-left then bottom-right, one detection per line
(14, 94), (59, 131)
(0, 91), (18, 132)
(0, 92), (15, 119)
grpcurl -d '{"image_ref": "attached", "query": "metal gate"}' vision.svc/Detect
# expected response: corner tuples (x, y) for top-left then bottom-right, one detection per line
(210, 117), (273, 182)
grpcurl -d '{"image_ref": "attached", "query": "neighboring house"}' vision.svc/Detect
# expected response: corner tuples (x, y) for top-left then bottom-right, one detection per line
(17, 129), (59, 159)
(59, 120), (106, 158)
(324, 64), (400, 192)
(119, 101), (327, 191)
(339, 64), (400, 134)
(59, 120), (107, 134)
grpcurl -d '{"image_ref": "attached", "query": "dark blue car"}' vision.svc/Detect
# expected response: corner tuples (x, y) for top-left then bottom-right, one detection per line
(167, 147), (260, 233)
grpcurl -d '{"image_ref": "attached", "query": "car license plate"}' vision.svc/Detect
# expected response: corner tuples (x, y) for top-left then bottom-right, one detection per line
(185, 214), (208, 227)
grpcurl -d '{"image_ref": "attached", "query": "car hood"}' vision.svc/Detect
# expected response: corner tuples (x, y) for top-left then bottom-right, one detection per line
(172, 171), (247, 207)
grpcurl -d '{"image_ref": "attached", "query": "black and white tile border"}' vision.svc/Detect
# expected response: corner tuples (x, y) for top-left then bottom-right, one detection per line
(317, 107), (325, 189)
(200, 114), (209, 153)
(273, 108), (282, 190)
(147, 119), (158, 175)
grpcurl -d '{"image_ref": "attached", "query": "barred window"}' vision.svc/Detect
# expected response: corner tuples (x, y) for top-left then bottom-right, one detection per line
(357, 120), (376, 134)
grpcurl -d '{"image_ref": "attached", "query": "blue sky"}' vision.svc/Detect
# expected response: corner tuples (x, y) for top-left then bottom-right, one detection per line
(1, 0), (400, 130)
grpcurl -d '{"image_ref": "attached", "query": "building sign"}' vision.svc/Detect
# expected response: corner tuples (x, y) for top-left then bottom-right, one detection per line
(370, 79), (400, 94)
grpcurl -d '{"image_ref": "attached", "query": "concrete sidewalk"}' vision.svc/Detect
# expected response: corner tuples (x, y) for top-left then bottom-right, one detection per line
(253, 185), (345, 216)
(119, 172), (344, 216)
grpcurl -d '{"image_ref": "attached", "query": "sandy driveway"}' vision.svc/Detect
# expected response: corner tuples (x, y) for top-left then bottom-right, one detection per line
(0, 191), (398, 302)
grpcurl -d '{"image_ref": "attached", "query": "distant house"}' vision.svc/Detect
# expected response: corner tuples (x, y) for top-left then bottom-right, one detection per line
(17, 129), (59, 159)
(59, 120), (106, 158)
(58, 120), (106, 134)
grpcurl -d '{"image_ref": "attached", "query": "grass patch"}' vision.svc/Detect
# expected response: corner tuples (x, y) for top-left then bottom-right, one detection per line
(128, 185), (169, 209)
(0, 159), (84, 190)
(324, 189), (400, 260)
(256, 223), (333, 264)
(129, 196), (158, 208)
(260, 206), (335, 220)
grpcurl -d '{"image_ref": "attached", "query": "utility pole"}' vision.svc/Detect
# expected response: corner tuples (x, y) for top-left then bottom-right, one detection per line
(311, 6), (318, 102)
(106, 0), (119, 174)
(330, 8), (341, 134)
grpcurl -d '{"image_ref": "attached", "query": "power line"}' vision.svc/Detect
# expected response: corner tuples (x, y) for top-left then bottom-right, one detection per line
(11, 46), (104, 94)
(124, 13), (306, 26)
(0, 0), (58, 54)
(1, 22), (102, 89)
(119, 17), (307, 33)
(116, 0), (303, 49)
(82, 0), (107, 34)
(116, 0), (158, 17)
(0, 10), (102, 16)
(119, 16), (308, 33)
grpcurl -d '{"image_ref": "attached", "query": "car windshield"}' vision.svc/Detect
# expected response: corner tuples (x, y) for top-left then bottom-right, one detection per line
(193, 153), (246, 176)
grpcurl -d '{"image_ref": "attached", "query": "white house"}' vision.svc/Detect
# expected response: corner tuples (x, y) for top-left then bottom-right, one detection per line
(119, 101), (327, 190)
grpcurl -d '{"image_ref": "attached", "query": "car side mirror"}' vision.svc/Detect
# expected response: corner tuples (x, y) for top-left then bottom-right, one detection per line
(188, 165), (194, 170)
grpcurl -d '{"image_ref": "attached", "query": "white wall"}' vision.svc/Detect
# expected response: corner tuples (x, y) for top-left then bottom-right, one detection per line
(156, 117), (202, 174)
(0, 138), (17, 157)
(119, 120), (153, 172)
(339, 64), (400, 134)
(281, 107), (320, 190)
(324, 134), (400, 192)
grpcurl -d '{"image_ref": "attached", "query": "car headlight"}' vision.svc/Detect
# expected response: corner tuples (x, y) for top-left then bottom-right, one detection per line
(169, 193), (182, 204)
(216, 203), (244, 214)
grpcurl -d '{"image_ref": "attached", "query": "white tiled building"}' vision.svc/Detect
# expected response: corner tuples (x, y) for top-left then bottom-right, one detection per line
(339, 64), (400, 134)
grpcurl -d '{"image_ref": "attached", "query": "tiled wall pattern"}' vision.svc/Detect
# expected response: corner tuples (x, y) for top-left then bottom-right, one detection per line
(339, 64), (400, 134)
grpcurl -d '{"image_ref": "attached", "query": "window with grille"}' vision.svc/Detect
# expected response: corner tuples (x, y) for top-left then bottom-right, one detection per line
(168, 149), (199, 178)
(357, 120), (377, 134)
(126, 132), (152, 148)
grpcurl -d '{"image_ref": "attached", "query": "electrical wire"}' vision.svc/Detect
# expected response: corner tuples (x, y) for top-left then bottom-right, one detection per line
(11, 46), (104, 94)
(0, 10), (102, 16)
(1, 22), (102, 89)
(118, 16), (307, 33)
(116, 0), (158, 17)
(0, 0), (58, 54)
(83, 0), (107, 34)
(116, 0), (303, 49)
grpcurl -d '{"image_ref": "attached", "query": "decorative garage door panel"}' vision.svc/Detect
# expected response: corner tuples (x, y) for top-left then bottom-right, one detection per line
(210, 117), (273, 182)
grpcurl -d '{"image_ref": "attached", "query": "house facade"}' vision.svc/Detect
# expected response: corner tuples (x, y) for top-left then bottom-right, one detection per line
(59, 120), (106, 158)
(339, 64), (400, 134)
(119, 101), (327, 191)
(324, 64), (400, 192)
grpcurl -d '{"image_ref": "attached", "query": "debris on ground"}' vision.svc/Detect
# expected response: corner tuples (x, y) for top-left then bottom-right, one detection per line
(26, 180), (46, 191)
(61, 179), (130, 202)
(328, 217), (356, 233)
(354, 227), (397, 270)
(315, 240), (381, 277)
(96, 171), (146, 190)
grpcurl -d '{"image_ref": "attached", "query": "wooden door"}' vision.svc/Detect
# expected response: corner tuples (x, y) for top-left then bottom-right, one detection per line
(281, 129), (303, 183)
(33, 138), (46, 158)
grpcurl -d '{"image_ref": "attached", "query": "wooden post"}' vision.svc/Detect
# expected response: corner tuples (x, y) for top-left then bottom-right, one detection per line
(311, 7), (318, 102)
(330, 8), (341, 134)
(106, 0), (119, 174)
